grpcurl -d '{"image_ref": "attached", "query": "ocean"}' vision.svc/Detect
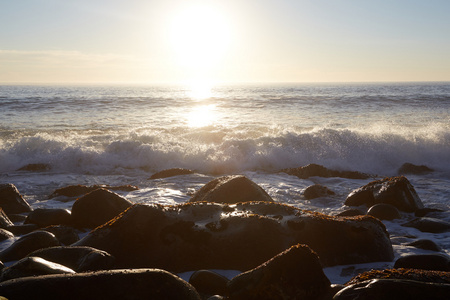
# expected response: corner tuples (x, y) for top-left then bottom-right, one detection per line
(1, 82), (449, 283)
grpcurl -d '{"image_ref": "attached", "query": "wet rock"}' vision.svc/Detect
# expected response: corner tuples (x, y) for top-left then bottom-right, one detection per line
(71, 188), (133, 229)
(334, 279), (450, 300)
(189, 175), (274, 204)
(0, 256), (75, 282)
(281, 163), (370, 179)
(336, 208), (365, 217)
(367, 203), (401, 220)
(0, 209), (13, 229)
(345, 176), (424, 212)
(17, 163), (51, 172)
(28, 246), (115, 272)
(0, 269), (201, 300)
(0, 229), (14, 242)
(49, 184), (138, 199)
(415, 207), (445, 217)
(394, 254), (450, 271)
(402, 217), (450, 233)
(24, 208), (72, 228)
(149, 168), (195, 179)
(227, 244), (331, 300)
(0, 184), (32, 214)
(189, 270), (229, 298)
(41, 225), (80, 245)
(407, 239), (441, 252)
(0, 231), (60, 262)
(398, 162), (434, 175)
(346, 268), (450, 285)
(303, 184), (335, 200)
(7, 213), (27, 223)
(74, 202), (393, 271)
(6, 224), (38, 236)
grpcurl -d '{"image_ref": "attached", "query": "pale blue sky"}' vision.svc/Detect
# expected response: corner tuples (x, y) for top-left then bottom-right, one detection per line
(1, 0), (449, 83)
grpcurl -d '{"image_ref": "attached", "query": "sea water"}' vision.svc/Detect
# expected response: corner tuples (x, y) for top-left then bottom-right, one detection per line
(0, 82), (449, 283)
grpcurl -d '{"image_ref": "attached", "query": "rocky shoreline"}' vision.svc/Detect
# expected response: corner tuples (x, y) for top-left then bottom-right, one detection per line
(0, 164), (449, 299)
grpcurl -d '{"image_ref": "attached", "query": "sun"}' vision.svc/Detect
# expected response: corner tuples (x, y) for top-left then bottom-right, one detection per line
(168, 4), (232, 77)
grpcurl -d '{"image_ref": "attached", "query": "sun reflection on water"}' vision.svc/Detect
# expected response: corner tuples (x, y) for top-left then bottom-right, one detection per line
(187, 104), (217, 127)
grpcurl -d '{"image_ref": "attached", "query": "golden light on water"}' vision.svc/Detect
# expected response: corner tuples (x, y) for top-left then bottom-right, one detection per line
(187, 104), (217, 128)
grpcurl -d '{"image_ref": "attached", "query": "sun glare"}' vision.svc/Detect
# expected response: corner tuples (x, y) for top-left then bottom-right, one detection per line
(169, 4), (231, 76)
(187, 104), (217, 127)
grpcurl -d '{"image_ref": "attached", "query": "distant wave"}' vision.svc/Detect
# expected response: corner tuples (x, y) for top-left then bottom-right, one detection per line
(1, 126), (449, 177)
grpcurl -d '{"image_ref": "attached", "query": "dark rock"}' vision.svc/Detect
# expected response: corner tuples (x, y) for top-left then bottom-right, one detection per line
(407, 239), (441, 252)
(346, 268), (450, 285)
(0, 184), (32, 214)
(17, 163), (51, 172)
(28, 246), (115, 272)
(281, 163), (370, 179)
(0, 256), (75, 282)
(303, 184), (335, 200)
(402, 217), (450, 233)
(207, 296), (225, 300)
(367, 203), (401, 220)
(227, 244), (332, 300)
(415, 208), (445, 217)
(6, 224), (39, 236)
(74, 202), (393, 271)
(149, 168), (195, 179)
(335, 279), (450, 300)
(0, 268), (201, 300)
(7, 213), (27, 223)
(71, 188), (133, 229)
(24, 208), (72, 228)
(189, 270), (229, 298)
(398, 162), (434, 175)
(49, 184), (138, 199)
(394, 254), (450, 271)
(0, 231), (60, 262)
(41, 225), (80, 245)
(336, 209), (365, 217)
(0, 208), (13, 229)
(189, 175), (274, 204)
(0, 228), (14, 242)
(345, 176), (424, 212)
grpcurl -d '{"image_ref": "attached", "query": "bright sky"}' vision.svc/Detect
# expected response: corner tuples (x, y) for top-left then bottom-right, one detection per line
(1, 0), (449, 84)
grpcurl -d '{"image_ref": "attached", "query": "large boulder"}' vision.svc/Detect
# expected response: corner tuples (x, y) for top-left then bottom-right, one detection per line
(345, 176), (424, 212)
(24, 208), (72, 228)
(0, 231), (60, 262)
(0, 256), (75, 282)
(227, 244), (332, 300)
(71, 188), (133, 228)
(28, 246), (115, 272)
(334, 279), (450, 300)
(281, 164), (370, 179)
(0, 184), (32, 214)
(74, 202), (393, 272)
(0, 269), (201, 300)
(189, 175), (274, 204)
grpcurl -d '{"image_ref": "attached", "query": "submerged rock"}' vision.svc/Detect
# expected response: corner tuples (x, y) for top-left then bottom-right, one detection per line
(402, 217), (450, 233)
(398, 162), (434, 175)
(0, 184), (32, 215)
(49, 184), (138, 199)
(345, 176), (424, 212)
(281, 163), (370, 179)
(189, 175), (274, 204)
(149, 168), (195, 179)
(0, 269), (201, 300)
(74, 202), (394, 272)
(394, 254), (450, 271)
(303, 184), (335, 200)
(407, 239), (441, 252)
(227, 244), (332, 300)
(71, 188), (133, 229)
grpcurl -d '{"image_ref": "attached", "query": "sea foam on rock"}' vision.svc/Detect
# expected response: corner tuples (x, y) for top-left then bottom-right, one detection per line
(74, 202), (393, 271)
(344, 176), (424, 212)
(189, 175), (274, 204)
